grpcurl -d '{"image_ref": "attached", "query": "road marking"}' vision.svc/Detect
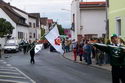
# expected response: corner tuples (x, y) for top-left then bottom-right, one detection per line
(0, 79), (29, 83)
(6, 64), (12, 66)
(0, 71), (20, 75)
(15, 67), (36, 83)
(3, 62), (7, 64)
(0, 60), (36, 83)
(0, 60), (4, 62)
(0, 67), (14, 69)
(0, 68), (17, 71)
(0, 75), (26, 79)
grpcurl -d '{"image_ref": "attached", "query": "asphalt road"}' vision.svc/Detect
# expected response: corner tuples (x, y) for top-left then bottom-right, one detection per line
(3, 49), (112, 83)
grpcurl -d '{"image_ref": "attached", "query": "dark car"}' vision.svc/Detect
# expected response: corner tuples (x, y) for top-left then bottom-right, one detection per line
(18, 40), (26, 51)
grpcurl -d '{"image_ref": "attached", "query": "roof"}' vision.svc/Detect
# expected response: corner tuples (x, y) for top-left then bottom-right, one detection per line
(28, 13), (40, 27)
(48, 19), (53, 24)
(28, 13), (37, 19)
(40, 17), (48, 25)
(28, 13), (40, 18)
(80, 1), (106, 8)
(11, 6), (28, 15)
(0, 1), (29, 27)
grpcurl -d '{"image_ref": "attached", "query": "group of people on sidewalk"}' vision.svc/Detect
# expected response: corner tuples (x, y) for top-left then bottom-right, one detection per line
(65, 34), (125, 83)
(69, 38), (109, 65)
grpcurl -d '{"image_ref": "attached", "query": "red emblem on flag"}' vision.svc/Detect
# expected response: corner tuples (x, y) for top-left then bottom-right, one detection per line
(55, 37), (61, 45)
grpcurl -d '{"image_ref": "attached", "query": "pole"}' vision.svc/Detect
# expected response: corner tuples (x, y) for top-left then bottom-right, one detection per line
(0, 44), (1, 58)
(106, 0), (109, 39)
(41, 22), (57, 39)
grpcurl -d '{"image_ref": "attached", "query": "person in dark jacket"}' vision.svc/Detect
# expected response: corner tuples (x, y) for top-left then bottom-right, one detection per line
(30, 46), (35, 64)
(93, 34), (125, 83)
(23, 43), (27, 54)
(78, 45), (84, 62)
(83, 40), (92, 65)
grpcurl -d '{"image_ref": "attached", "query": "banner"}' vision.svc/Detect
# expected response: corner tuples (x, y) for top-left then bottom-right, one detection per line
(45, 25), (64, 55)
(35, 44), (43, 54)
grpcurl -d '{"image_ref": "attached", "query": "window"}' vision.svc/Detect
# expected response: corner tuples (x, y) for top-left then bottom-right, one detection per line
(18, 32), (23, 39)
(19, 19), (25, 24)
(29, 32), (32, 38)
(34, 33), (36, 38)
(33, 23), (36, 28)
(29, 22), (32, 27)
(116, 18), (121, 36)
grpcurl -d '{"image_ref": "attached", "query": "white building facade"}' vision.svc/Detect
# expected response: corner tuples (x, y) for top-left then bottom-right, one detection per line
(71, 0), (106, 40)
(0, 1), (41, 47)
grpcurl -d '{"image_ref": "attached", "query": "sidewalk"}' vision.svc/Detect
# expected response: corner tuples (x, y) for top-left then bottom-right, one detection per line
(63, 52), (111, 71)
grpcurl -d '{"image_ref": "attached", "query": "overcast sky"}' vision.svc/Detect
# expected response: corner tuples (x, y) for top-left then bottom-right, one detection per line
(3, 0), (105, 28)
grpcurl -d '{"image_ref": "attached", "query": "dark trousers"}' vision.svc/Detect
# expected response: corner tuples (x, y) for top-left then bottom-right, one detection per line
(79, 54), (83, 61)
(23, 47), (26, 54)
(86, 53), (92, 64)
(30, 55), (35, 64)
(112, 66), (125, 83)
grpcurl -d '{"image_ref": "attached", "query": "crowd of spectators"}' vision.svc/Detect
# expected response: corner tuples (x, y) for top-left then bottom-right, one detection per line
(62, 37), (125, 66)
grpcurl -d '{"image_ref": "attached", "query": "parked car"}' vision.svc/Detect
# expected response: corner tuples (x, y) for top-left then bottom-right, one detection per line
(18, 40), (26, 51)
(3, 43), (19, 53)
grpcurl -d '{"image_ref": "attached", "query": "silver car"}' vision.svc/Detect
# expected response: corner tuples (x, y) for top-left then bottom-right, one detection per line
(3, 43), (19, 53)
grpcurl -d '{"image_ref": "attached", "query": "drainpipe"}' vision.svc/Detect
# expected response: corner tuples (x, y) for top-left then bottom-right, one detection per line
(0, 44), (1, 58)
(106, 0), (109, 39)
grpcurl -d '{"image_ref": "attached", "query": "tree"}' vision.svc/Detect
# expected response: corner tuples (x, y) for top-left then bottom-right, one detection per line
(0, 18), (14, 38)
(57, 24), (64, 35)
(41, 27), (45, 40)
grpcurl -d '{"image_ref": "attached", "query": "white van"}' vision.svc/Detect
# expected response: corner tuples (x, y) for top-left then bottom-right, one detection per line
(6, 39), (18, 44)
(3, 39), (19, 53)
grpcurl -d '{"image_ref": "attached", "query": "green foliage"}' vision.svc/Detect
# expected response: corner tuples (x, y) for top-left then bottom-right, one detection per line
(41, 28), (45, 40)
(0, 18), (14, 37)
(57, 24), (64, 35)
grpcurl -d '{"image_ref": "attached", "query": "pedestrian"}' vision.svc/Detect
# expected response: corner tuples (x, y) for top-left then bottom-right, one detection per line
(95, 38), (104, 65)
(93, 34), (125, 83)
(78, 45), (84, 62)
(71, 39), (76, 50)
(62, 38), (65, 51)
(23, 42), (27, 54)
(73, 47), (77, 61)
(72, 40), (77, 61)
(30, 44), (35, 64)
(83, 40), (92, 65)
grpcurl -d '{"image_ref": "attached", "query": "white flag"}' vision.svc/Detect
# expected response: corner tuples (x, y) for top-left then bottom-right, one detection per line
(45, 25), (64, 55)
(35, 44), (43, 54)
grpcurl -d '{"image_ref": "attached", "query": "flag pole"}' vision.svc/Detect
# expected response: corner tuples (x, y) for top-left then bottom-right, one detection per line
(40, 22), (57, 39)
(28, 22), (58, 53)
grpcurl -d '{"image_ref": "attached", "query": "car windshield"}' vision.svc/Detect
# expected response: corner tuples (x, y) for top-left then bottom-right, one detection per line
(5, 43), (17, 46)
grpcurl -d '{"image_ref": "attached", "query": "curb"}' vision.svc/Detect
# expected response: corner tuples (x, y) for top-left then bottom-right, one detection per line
(62, 54), (111, 71)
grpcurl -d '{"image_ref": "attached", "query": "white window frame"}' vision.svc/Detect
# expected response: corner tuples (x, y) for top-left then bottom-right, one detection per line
(115, 17), (121, 36)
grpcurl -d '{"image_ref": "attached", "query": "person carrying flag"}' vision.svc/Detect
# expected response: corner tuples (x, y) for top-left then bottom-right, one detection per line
(28, 41), (36, 64)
